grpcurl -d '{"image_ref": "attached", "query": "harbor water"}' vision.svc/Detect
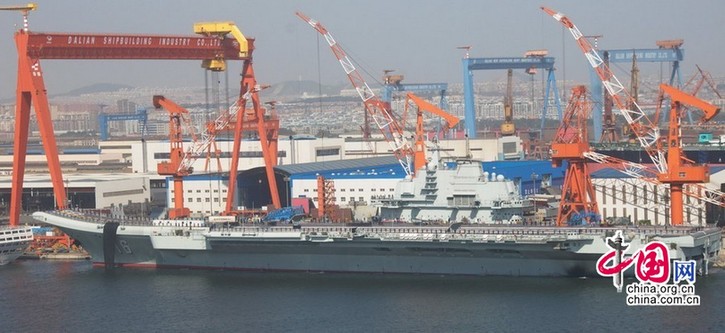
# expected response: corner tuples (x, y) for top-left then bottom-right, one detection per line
(2, 260), (725, 332)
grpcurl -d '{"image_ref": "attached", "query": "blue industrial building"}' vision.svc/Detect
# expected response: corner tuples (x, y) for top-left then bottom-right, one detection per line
(176, 156), (566, 212)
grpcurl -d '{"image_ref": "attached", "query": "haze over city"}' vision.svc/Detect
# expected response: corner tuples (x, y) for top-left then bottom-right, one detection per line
(0, 0), (722, 100)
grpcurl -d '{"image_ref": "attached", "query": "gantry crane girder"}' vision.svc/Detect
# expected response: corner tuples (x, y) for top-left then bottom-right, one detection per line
(21, 32), (251, 60)
(8, 23), (254, 226)
(462, 56), (562, 138)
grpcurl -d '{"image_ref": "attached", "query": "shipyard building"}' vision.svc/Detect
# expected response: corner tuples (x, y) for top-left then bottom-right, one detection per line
(3, 134), (724, 225)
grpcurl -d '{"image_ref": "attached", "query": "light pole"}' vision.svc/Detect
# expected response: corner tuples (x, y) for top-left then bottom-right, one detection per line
(283, 176), (290, 207)
(65, 178), (70, 209)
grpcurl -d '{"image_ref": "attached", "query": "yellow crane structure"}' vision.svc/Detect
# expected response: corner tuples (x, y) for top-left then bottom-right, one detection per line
(193, 21), (249, 71)
(0, 3), (35, 33)
(501, 69), (516, 136)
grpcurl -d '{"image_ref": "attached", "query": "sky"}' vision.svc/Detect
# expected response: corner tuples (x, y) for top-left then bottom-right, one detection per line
(0, 0), (722, 100)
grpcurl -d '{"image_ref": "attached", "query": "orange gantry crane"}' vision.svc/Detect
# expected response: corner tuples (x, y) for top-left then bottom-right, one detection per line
(403, 93), (461, 172)
(5, 9), (279, 225)
(543, 7), (725, 225)
(296, 12), (416, 176)
(551, 85), (599, 226)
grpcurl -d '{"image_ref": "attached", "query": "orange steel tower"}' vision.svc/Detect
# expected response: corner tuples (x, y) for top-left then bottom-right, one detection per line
(224, 62), (281, 212)
(656, 84), (720, 225)
(316, 175), (335, 221)
(551, 86), (599, 226)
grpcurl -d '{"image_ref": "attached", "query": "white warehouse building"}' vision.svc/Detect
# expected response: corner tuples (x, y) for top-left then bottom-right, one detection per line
(591, 167), (725, 226)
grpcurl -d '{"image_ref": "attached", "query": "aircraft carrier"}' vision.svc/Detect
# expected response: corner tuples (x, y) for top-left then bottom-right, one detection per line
(32, 210), (721, 277)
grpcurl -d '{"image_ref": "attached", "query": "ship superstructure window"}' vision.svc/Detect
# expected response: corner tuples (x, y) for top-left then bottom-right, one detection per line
(449, 194), (476, 207)
(502, 142), (517, 154)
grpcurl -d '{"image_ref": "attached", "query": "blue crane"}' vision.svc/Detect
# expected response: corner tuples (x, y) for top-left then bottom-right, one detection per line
(462, 55), (562, 138)
(98, 109), (148, 141)
(381, 72), (448, 111)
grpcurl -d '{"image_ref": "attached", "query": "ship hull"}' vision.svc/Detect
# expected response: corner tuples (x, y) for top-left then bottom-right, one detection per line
(33, 211), (722, 278)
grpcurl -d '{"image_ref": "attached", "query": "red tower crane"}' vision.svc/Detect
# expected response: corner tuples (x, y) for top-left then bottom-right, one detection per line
(541, 7), (667, 174)
(543, 7), (725, 224)
(153, 96), (194, 219)
(551, 86), (599, 226)
(656, 84), (720, 225)
(403, 93), (460, 172)
(296, 12), (416, 176)
(153, 94), (280, 218)
(6, 16), (281, 225)
(683, 65), (722, 100)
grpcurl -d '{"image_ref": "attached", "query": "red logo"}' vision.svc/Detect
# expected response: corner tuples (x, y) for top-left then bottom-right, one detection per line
(596, 230), (670, 291)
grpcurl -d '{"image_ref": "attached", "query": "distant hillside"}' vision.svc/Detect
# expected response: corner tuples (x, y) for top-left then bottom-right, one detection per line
(262, 80), (343, 98)
(0, 82), (135, 104)
(53, 83), (134, 97)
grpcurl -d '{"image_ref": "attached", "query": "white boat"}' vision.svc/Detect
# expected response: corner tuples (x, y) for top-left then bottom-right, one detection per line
(0, 225), (34, 265)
